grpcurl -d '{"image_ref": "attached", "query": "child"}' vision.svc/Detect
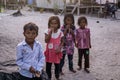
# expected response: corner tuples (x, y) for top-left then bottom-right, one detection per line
(75, 16), (91, 73)
(16, 22), (45, 80)
(44, 16), (63, 80)
(60, 13), (76, 75)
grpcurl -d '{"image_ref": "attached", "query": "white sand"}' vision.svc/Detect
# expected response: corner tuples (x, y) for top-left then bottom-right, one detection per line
(0, 9), (120, 80)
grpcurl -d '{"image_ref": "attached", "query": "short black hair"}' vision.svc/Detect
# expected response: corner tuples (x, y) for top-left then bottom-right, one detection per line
(23, 22), (39, 35)
(77, 16), (88, 26)
(64, 13), (74, 25)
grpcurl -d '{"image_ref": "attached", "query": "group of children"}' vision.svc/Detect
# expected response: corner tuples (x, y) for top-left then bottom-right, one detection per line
(16, 14), (91, 80)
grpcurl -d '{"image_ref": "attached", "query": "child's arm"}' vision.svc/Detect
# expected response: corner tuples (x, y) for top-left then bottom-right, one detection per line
(16, 46), (32, 71)
(70, 29), (75, 39)
(61, 36), (65, 46)
(45, 29), (52, 43)
(75, 30), (78, 48)
(63, 28), (68, 36)
(29, 66), (36, 74)
(63, 25), (71, 36)
(88, 29), (91, 48)
(60, 36), (64, 49)
(55, 37), (64, 53)
(69, 28), (77, 47)
(36, 43), (45, 74)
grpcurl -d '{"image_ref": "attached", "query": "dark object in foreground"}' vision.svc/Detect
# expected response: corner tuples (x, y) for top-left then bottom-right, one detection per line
(12, 10), (22, 17)
(0, 72), (21, 80)
(0, 70), (49, 80)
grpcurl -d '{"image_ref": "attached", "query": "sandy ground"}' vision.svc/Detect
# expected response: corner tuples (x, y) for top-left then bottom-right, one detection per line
(0, 9), (120, 80)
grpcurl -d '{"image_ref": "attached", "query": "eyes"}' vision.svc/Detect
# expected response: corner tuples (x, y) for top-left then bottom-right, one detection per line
(26, 32), (36, 35)
(50, 20), (58, 25)
(25, 30), (37, 36)
(50, 20), (58, 28)
(66, 18), (72, 21)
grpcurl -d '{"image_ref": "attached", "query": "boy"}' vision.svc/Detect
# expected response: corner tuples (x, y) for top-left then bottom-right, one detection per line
(16, 22), (45, 80)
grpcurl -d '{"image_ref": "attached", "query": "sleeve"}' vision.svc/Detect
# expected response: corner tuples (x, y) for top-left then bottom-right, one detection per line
(16, 46), (31, 71)
(36, 43), (45, 73)
(61, 31), (64, 37)
(88, 29), (91, 47)
(88, 28), (90, 36)
(75, 29), (78, 41)
(61, 26), (65, 32)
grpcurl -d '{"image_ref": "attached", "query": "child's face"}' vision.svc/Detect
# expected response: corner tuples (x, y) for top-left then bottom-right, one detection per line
(24, 29), (37, 44)
(50, 19), (58, 31)
(65, 17), (73, 25)
(79, 19), (86, 29)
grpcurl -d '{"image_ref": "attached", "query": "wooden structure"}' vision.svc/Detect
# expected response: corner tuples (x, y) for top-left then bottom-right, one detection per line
(0, 0), (27, 9)
(0, 0), (7, 9)
(61, 0), (118, 16)
(36, 0), (65, 9)
(35, 0), (119, 15)
(6, 0), (18, 9)
(63, 0), (100, 15)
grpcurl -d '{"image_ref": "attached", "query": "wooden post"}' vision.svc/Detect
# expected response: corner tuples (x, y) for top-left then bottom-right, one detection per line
(4, 0), (7, 9)
(64, 0), (66, 14)
(61, 0), (66, 14)
(113, 0), (115, 3)
(100, 0), (102, 13)
(90, 0), (93, 14)
(77, 0), (80, 15)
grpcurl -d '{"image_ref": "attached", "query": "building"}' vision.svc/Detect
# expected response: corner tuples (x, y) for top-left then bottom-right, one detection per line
(36, 0), (119, 9)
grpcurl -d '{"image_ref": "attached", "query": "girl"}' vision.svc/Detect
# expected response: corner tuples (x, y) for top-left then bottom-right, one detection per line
(44, 16), (63, 80)
(60, 13), (76, 75)
(75, 16), (91, 73)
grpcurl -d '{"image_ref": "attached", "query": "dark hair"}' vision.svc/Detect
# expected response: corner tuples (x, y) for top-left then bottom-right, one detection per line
(48, 16), (60, 29)
(64, 13), (74, 25)
(77, 16), (88, 26)
(23, 22), (39, 35)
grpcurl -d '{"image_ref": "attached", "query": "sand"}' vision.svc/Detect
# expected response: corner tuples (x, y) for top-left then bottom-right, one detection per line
(0, 9), (120, 80)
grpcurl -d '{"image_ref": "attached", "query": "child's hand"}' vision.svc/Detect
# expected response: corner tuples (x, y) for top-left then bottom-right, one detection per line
(29, 66), (36, 74)
(69, 29), (73, 33)
(50, 27), (54, 32)
(35, 71), (41, 78)
(90, 45), (91, 48)
(66, 25), (70, 29)
(55, 47), (61, 53)
(75, 43), (78, 48)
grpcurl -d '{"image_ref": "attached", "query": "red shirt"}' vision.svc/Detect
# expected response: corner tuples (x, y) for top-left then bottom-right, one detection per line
(44, 30), (63, 63)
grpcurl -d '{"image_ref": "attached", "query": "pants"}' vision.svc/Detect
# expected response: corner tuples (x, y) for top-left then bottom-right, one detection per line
(20, 74), (42, 80)
(60, 52), (74, 72)
(78, 49), (90, 68)
(46, 62), (60, 79)
(111, 11), (116, 18)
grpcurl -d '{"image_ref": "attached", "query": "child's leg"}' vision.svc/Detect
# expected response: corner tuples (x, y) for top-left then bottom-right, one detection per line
(59, 53), (66, 73)
(78, 49), (84, 68)
(67, 54), (73, 71)
(83, 49), (90, 68)
(68, 54), (76, 73)
(54, 63), (60, 79)
(46, 62), (52, 79)
(113, 11), (116, 18)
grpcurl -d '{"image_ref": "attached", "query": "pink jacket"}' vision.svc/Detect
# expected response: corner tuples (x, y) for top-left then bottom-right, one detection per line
(76, 28), (91, 49)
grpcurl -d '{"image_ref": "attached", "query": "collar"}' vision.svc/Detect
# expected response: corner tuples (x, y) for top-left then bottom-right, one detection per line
(22, 40), (37, 46)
